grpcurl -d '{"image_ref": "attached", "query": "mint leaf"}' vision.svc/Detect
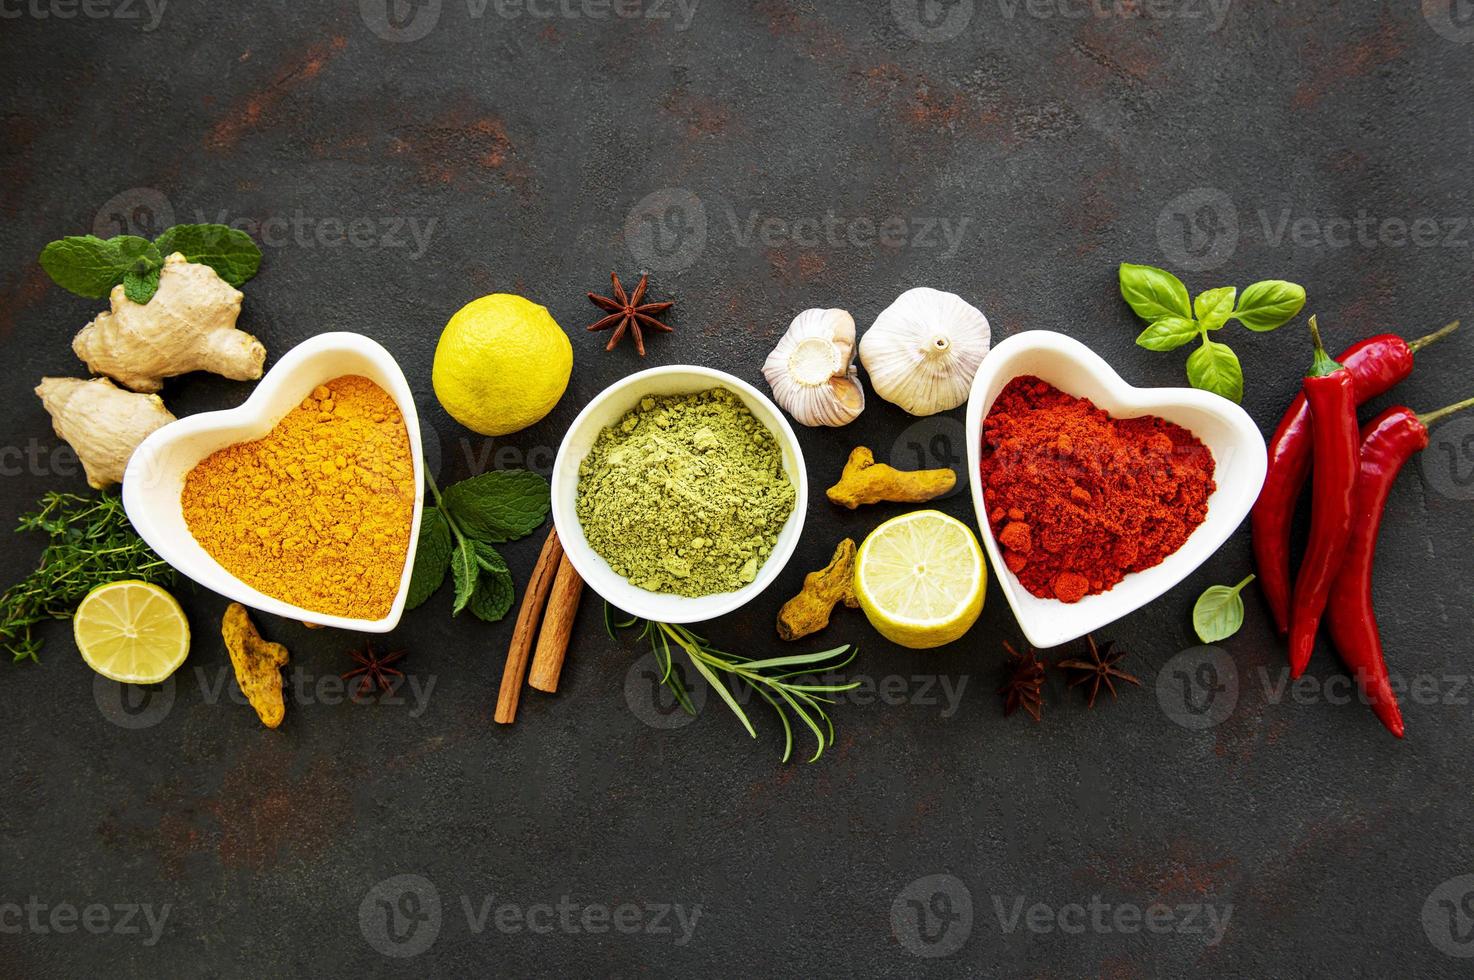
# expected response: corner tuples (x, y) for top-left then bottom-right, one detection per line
(1135, 315), (1199, 352)
(442, 470), (551, 543)
(123, 267), (161, 305)
(471, 540), (508, 575)
(469, 567), (515, 623)
(1186, 339), (1244, 402)
(1234, 280), (1306, 332)
(405, 508), (451, 609)
(449, 540), (478, 615)
(1193, 286), (1236, 331)
(39, 236), (137, 298)
(1119, 263), (1192, 322)
(154, 224), (262, 286)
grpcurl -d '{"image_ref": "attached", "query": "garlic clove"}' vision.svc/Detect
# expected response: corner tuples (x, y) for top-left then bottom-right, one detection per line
(859, 287), (990, 416)
(762, 308), (866, 427)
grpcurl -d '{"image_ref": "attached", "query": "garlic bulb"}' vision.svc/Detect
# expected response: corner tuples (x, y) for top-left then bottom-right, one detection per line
(860, 287), (990, 416)
(762, 308), (865, 427)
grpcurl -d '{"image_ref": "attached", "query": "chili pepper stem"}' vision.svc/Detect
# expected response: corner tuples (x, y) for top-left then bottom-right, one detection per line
(1305, 315), (1343, 378)
(1407, 319), (1460, 354)
(1417, 395), (1474, 429)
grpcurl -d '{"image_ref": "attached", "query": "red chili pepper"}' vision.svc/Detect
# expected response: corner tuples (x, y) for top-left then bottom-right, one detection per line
(1289, 316), (1361, 677)
(1252, 321), (1458, 635)
(1327, 397), (1474, 737)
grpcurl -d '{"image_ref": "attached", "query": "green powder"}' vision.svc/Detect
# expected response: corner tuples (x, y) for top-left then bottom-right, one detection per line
(575, 387), (797, 597)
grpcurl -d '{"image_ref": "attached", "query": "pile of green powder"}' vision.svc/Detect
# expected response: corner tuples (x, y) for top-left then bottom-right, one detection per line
(575, 387), (797, 597)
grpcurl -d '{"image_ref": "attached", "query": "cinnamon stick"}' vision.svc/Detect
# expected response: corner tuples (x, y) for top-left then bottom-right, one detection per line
(528, 554), (584, 693)
(494, 526), (563, 724)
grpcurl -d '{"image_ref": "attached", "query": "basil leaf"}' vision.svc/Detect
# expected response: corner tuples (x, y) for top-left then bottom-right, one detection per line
(405, 508), (451, 609)
(469, 567), (516, 623)
(123, 267), (161, 305)
(1193, 286), (1236, 331)
(1193, 577), (1254, 643)
(38, 235), (153, 299)
(449, 540), (478, 615)
(1135, 315), (1199, 352)
(1119, 263), (1192, 322)
(153, 224), (263, 286)
(1186, 339), (1244, 402)
(1234, 280), (1306, 332)
(442, 470), (551, 543)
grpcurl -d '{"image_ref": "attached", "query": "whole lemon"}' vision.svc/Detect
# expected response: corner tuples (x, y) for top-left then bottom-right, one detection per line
(432, 294), (572, 436)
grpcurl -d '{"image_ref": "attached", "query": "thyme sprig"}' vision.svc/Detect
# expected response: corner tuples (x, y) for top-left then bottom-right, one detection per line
(1, 492), (176, 663)
(607, 604), (860, 763)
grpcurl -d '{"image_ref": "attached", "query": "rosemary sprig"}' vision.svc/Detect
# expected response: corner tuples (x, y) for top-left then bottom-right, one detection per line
(609, 605), (860, 763)
(1, 491), (176, 664)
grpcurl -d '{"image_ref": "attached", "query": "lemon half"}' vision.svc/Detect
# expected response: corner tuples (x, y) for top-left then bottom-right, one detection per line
(854, 510), (986, 649)
(73, 580), (190, 684)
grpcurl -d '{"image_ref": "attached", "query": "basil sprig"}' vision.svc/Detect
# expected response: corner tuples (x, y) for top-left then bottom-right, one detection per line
(407, 470), (550, 623)
(39, 224), (262, 305)
(1120, 263), (1306, 403)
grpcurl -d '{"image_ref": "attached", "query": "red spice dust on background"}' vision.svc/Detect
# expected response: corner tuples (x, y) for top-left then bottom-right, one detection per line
(979, 376), (1216, 603)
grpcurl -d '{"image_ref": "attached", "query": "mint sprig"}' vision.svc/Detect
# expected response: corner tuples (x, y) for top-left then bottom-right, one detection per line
(38, 224), (263, 305)
(1119, 262), (1307, 403)
(406, 470), (550, 623)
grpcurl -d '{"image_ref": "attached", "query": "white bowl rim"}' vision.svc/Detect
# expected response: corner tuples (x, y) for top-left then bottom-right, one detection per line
(121, 331), (425, 633)
(550, 364), (808, 624)
(964, 329), (1267, 648)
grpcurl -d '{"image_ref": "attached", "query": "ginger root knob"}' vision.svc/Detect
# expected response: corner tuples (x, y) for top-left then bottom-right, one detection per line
(825, 446), (956, 509)
(35, 376), (176, 489)
(72, 252), (265, 393)
(777, 538), (860, 641)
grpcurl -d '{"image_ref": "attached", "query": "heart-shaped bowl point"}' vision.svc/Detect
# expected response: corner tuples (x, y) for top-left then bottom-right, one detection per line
(965, 330), (1267, 650)
(550, 365), (808, 625)
(122, 332), (425, 632)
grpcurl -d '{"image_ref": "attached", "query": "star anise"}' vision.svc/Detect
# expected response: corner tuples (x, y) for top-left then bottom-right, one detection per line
(342, 642), (406, 700)
(586, 271), (674, 356)
(999, 640), (1045, 721)
(1057, 635), (1140, 708)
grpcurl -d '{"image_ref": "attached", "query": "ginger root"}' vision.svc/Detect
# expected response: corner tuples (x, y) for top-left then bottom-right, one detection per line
(826, 446), (956, 509)
(72, 252), (265, 392)
(35, 376), (176, 489)
(777, 538), (860, 641)
(222, 603), (289, 729)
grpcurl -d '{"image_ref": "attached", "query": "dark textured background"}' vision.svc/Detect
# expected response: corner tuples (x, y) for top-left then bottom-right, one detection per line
(4, 1), (1474, 976)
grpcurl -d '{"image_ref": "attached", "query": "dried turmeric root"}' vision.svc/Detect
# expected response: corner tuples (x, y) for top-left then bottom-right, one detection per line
(777, 538), (860, 641)
(826, 446), (956, 509)
(222, 603), (289, 729)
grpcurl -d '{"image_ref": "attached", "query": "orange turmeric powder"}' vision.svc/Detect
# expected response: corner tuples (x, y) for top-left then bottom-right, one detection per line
(181, 375), (415, 619)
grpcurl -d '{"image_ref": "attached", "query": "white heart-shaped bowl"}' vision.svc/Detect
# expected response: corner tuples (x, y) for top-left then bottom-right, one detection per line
(122, 332), (424, 632)
(551, 365), (808, 624)
(965, 330), (1266, 649)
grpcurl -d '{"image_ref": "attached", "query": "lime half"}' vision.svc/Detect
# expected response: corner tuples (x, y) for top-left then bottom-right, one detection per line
(854, 510), (986, 649)
(73, 580), (190, 684)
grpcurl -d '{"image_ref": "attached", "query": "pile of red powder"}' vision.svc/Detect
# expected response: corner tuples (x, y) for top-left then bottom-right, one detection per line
(978, 376), (1217, 603)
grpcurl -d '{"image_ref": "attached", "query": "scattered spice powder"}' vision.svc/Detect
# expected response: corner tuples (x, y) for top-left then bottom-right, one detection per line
(978, 376), (1216, 603)
(182, 375), (415, 619)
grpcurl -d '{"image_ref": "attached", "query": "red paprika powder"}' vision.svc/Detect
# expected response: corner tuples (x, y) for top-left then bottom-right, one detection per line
(979, 376), (1216, 603)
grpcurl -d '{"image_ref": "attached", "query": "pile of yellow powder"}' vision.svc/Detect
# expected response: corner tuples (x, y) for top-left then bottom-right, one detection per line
(181, 375), (415, 619)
